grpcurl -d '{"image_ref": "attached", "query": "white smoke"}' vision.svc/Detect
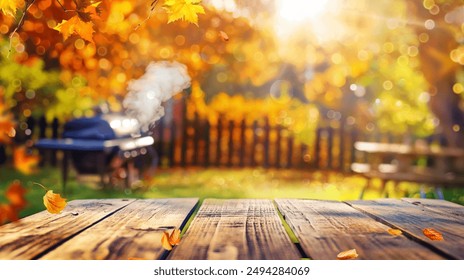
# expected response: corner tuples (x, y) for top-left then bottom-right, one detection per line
(123, 61), (191, 131)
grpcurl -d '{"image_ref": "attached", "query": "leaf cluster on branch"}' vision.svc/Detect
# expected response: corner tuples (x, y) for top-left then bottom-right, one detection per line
(1, 0), (206, 43)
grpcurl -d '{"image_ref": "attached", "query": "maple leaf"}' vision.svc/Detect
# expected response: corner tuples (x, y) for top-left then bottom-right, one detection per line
(13, 146), (39, 175)
(423, 228), (443, 241)
(5, 180), (27, 209)
(54, 16), (95, 43)
(161, 228), (181, 250)
(0, 0), (24, 16)
(337, 249), (358, 260)
(164, 0), (205, 26)
(387, 228), (402, 236)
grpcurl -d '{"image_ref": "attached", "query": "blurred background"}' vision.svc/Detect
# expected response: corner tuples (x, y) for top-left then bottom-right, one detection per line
(1, 0), (464, 219)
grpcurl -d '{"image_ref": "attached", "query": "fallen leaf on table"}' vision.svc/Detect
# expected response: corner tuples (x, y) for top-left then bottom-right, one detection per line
(161, 228), (181, 250)
(13, 146), (39, 175)
(337, 249), (358, 260)
(388, 228), (402, 236)
(43, 190), (67, 214)
(423, 228), (443, 241)
(34, 183), (67, 214)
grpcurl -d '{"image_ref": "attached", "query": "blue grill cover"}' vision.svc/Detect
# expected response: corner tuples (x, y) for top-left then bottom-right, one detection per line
(62, 116), (116, 140)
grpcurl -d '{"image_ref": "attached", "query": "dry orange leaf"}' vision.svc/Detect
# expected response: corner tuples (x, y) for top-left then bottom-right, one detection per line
(161, 228), (181, 250)
(13, 146), (39, 175)
(337, 249), (358, 260)
(219, 31), (229, 41)
(388, 228), (402, 236)
(5, 180), (27, 209)
(43, 190), (67, 214)
(54, 16), (95, 43)
(423, 228), (443, 241)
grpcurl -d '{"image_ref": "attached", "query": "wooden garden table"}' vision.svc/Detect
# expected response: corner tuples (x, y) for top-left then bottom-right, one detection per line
(0, 198), (463, 260)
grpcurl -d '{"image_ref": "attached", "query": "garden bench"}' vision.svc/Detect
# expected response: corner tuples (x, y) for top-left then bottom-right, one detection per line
(0, 198), (463, 260)
(352, 141), (464, 198)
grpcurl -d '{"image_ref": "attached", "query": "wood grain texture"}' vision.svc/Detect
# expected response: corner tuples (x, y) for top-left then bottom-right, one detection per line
(0, 199), (134, 260)
(275, 199), (444, 260)
(41, 198), (198, 260)
(168, 199), (301, 260)
(401, 198), (464, 218)
(346, 199), (464, 259)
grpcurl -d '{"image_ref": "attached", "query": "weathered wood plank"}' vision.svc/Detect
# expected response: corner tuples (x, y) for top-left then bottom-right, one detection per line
(275, 199), (444, 260)
(41, 198), (198, 260)
(346, 199), (464, 259)
(401, 198), (464, 218)
(168, 199), (301, 260)
(0, 199), (134, 260)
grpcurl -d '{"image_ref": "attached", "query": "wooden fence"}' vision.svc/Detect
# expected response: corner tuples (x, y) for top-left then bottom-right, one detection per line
(1, 101), (448, 172)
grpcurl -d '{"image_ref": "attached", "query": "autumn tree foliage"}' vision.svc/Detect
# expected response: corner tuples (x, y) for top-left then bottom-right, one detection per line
(0, 0), (463, 147)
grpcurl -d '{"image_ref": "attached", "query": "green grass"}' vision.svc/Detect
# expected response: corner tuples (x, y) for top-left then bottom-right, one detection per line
(1, 166), (464, 219)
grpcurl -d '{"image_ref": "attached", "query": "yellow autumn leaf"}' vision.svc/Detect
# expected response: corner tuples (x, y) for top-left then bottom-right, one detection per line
(0, 0), (23, 16)
(337, 249), (358, 260)
(161, 228), (181, 250)
(161, 231), (173, 251)
(164, 0), (205, 26)
(169, 228), (181, 246)
(43, 190), (67, 214)
(387, 228), (402, 236)
(54, 16), (95, 43)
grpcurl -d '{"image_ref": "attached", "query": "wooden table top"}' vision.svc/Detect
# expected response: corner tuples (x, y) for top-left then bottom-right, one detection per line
(0, 198), (463, 260)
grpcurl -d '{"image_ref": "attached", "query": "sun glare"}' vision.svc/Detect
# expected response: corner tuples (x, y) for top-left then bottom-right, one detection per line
(278, 0), (329, 22)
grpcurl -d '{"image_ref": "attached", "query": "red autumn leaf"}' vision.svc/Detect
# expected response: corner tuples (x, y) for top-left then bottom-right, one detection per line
(0, 204), (19, 224)
(5, 180), (27, 209)
(423, 228), (443, 241)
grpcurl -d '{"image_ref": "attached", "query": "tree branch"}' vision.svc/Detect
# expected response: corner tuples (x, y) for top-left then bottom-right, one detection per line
(9, 0), (36, 40)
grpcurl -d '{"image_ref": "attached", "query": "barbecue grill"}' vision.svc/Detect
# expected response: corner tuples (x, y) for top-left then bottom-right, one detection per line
(35, 113), (155, 192)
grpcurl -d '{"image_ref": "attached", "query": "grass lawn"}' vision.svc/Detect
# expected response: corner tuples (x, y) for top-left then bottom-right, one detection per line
(1, 166), (464, 219)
